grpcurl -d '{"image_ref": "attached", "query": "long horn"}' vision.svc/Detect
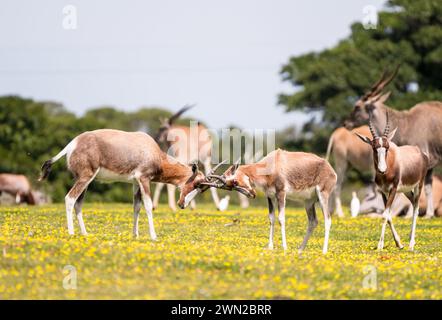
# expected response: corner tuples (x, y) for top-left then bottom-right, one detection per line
(368, 112), (378, 139)
(362, 64), (400, 100)
(362, 69), (389, 100)
(383, 111), (390, 137)
(168, 104), (195, 125)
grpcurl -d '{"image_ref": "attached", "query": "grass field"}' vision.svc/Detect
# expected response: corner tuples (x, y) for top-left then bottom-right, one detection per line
(0, 203), (441, 299)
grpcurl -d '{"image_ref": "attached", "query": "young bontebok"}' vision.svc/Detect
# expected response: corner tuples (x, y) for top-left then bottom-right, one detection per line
(202, 149), (337, 254)
(38, 129), (219, 238)
(356, 113), (428, 250)
(345, 65), (442, 217)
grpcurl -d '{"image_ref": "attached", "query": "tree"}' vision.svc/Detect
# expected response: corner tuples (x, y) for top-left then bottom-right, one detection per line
(278, 0), (442, 153)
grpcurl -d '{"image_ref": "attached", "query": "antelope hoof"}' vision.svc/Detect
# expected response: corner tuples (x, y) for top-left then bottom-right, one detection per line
(267, 243), (274, 250)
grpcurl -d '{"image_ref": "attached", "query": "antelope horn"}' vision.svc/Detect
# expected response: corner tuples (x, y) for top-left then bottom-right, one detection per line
(383, 111), (390, 137)
(168, 104), (195, 125)
(368, 112), (378, 139)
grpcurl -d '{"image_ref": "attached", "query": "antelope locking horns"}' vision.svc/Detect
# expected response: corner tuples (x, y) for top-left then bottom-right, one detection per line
(383, 111), (390, 137)
(206, 160), (228, 184)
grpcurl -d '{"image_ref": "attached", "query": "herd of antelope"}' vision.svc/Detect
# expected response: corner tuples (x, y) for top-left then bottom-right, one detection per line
(1, 66), (440, 254)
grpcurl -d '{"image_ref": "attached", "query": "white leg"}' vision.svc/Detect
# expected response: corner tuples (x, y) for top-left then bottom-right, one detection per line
(267, 197), (275, 250)
(424, 183), (434, 218)
(167, 184), (177, 211)
(409, 205), (419, 251)
(138, 179), (157, 240)
(299, 200), (318, 254)
(378, 216), (387, 250)
(15, 193), (21, 204)
(277, 193), (287, 251)
(133, 185), (142, 238)
(65, 195), (76, 235)
(409, 186), (421, 251)
(152, 183), (164, 209)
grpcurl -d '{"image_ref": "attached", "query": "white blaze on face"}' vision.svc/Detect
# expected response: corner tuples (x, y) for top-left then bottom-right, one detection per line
(376, 138), (387, 173)
(183, 189), (201, 208)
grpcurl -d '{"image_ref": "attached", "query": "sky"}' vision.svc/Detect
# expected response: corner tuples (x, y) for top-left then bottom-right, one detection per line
(0, 0), (385, 130)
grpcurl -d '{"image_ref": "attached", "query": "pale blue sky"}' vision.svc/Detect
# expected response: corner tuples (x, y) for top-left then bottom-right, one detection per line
(0, 0), (385, 130)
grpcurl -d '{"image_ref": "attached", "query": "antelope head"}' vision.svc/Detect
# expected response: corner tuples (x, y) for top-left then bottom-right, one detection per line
(344, 65), (399, 129)
(177, 160), (229, 209)
(155, 104), (195, 144)
(355, 111), (398, 174)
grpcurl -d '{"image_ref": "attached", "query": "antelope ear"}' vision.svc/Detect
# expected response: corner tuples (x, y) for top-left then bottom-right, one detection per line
(387, 127), (398, 141)
(191, 163), (198, 174)
(355, 133), (372, 145)
(377, 91), (391, 103)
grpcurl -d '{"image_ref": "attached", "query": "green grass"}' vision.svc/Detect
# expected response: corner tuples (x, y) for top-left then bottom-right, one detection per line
(0, 203), (441, 299)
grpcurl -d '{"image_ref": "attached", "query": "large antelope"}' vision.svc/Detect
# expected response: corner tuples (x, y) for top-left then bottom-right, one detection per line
(345, 65), (442, 218)
(201, 149), (337, 254)
(153, 105), (249, 210)
(325, 125), (374, 216)
(0, 173), (36, 205)
(355, 113), (429, 250)
(38, 129), (219, 238)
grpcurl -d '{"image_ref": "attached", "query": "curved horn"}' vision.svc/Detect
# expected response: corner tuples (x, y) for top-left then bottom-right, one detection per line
(368, 112), (378, 139)
(168, 104), (195, 125)
(372, 64), (400, 98)
(383, 111), (390, 137)
(362, 64), (400, 100)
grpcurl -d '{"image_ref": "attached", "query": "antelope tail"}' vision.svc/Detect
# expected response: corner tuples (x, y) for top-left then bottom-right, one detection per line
(38, 139), (76, 181)
(325, 131), (336, 162)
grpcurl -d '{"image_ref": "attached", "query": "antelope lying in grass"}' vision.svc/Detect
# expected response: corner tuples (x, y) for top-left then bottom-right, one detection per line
(202, 149), (337, 254)
(39, 129), (219, 238)
(356, 113), (429, 250)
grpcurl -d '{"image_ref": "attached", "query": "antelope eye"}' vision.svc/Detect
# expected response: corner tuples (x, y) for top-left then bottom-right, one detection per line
(232, 179), (238, 187)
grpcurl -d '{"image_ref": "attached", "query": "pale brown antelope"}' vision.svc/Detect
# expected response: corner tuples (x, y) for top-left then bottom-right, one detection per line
(345, 65), (442, 218)
(201, 149), (337, 254)
(153, 105), (221, 211)
(0, 173), (36, 205)
(355, 113), (429, 250)
(38, 129), (219, 238)
(325, 125), (374, 216)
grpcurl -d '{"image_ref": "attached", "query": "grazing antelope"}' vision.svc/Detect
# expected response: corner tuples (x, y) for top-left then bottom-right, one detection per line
(0, 173), (36, 205)
(325, 125), (374, 216)
(153, 105), (249, 210)
(38, 129), (217, 238)
(355, 113), (429, 250)
(202, 149), (337, 254)
(345, 65), (442, 218)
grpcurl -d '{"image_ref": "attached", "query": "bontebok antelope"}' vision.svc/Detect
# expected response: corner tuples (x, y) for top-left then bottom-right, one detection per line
(201, 149), (337, 254)
(39, 129), (219, 238)
(356, 113), (429, 250)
